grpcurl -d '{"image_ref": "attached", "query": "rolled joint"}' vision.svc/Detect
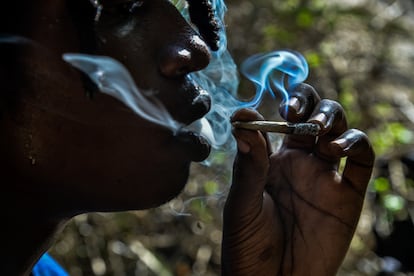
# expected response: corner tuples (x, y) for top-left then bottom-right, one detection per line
(232, 121), (320, 136)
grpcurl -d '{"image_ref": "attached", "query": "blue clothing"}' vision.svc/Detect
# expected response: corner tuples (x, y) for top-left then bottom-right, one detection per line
(32, 253), (68, 276)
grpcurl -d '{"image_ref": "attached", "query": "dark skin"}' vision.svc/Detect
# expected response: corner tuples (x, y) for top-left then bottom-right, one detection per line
(0, 0), (374, 275)
(223, 85), (374, 275)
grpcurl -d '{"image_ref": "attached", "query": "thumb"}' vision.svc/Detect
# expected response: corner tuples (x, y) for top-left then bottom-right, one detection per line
(225, 109), (270, 221)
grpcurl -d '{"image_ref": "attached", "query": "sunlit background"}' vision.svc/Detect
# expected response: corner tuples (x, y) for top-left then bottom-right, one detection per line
(51, 0), (414, 275)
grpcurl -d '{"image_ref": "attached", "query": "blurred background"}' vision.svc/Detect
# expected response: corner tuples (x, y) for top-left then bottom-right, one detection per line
(50, 0), (414, 275)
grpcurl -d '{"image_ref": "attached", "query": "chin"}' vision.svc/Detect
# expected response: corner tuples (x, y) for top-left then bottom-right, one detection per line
(141, 163), (191, 209)
(92, 159), (192, 212)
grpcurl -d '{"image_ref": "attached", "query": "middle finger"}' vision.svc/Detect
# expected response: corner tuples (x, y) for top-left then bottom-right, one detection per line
(279, 83), (321, 150)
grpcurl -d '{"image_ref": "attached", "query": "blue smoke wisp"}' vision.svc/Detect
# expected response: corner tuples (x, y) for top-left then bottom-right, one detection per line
(189, 49), (309, 150)
(186, 0), (309, 149)
(62, 53), (181, 132)
(239, 50), (309, 108)
(62, 0), (310, 152)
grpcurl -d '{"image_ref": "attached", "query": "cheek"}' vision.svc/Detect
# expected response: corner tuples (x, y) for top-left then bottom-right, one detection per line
(64, 126), (190, 209)
(73, 150), (191, 211)
(115, 155), (191, 209)
(7, 106), (192, 212)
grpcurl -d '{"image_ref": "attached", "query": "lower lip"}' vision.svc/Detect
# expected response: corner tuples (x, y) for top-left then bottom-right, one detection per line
(174, 130), (211, 162)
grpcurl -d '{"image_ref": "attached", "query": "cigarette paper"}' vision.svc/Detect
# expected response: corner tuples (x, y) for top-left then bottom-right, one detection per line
(232, 121), (320, 136)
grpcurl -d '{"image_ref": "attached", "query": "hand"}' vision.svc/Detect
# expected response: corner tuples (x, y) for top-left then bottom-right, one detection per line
(221, 84), (375, 275)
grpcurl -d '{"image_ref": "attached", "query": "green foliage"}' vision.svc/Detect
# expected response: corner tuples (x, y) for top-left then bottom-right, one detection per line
(369, 122), (413, 156)
(203, 181), (219, 195)
(372, 177), (390, 193)
(296, 9), (314, 28)
(370, 175), (409, 228)
(276, 0), (301, 12)
(208, 150), (228, 165)
(190, 198), (213, 222)
(382, 194), (405, 213)
(262, 25), (295, 45)
(338, 80), (361, 126)
(169, 0), (187, 11)
(304, 51), (323, 68)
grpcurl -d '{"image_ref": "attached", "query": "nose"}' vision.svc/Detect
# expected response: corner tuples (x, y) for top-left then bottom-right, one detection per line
(158, 34), (211, 78)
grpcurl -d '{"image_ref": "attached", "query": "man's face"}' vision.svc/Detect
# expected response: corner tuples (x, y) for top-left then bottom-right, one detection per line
(95, 0), (212, 126)
(3, 0), (214, 213)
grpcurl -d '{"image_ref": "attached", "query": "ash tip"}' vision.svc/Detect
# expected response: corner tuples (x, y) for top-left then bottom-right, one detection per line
(292, 123), (320, 136)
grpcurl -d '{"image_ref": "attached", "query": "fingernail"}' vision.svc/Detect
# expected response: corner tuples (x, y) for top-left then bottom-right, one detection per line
(280, 97), (301, 119)
(332, 136), (359, 152)
(309, 113), (328, 129)
(328, 139), (347, 157)
(287, 97), (301, 113)
(331, 138), (347, 149)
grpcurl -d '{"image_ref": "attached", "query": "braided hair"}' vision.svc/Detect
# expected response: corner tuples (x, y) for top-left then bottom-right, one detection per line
(187, 0), (220, 51)
(65, 0), (222, 97)
(69, 0), (221, 52)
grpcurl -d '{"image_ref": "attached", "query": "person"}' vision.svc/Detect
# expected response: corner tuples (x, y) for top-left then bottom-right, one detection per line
(0, 0), (375, 275)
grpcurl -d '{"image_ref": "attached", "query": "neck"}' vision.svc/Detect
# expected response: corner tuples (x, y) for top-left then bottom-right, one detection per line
(1, 211), (68, 276)
(1, 184), (70, 276)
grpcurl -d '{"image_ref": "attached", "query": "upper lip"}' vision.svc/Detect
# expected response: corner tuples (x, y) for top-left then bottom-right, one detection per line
(165, 77), (212, 126)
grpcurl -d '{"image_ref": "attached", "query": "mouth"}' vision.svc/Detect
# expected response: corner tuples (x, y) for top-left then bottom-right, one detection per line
(174, 128), (211, 162)
(61, 52), (213, 162)
(165, 78), (212, 161)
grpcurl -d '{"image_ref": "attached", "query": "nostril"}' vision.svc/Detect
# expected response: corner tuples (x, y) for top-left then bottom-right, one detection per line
(158, 35), (211, 78)
(159, 46), (192, 78)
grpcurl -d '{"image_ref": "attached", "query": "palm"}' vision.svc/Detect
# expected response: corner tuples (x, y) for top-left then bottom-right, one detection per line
(264, 149), (366, 275)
